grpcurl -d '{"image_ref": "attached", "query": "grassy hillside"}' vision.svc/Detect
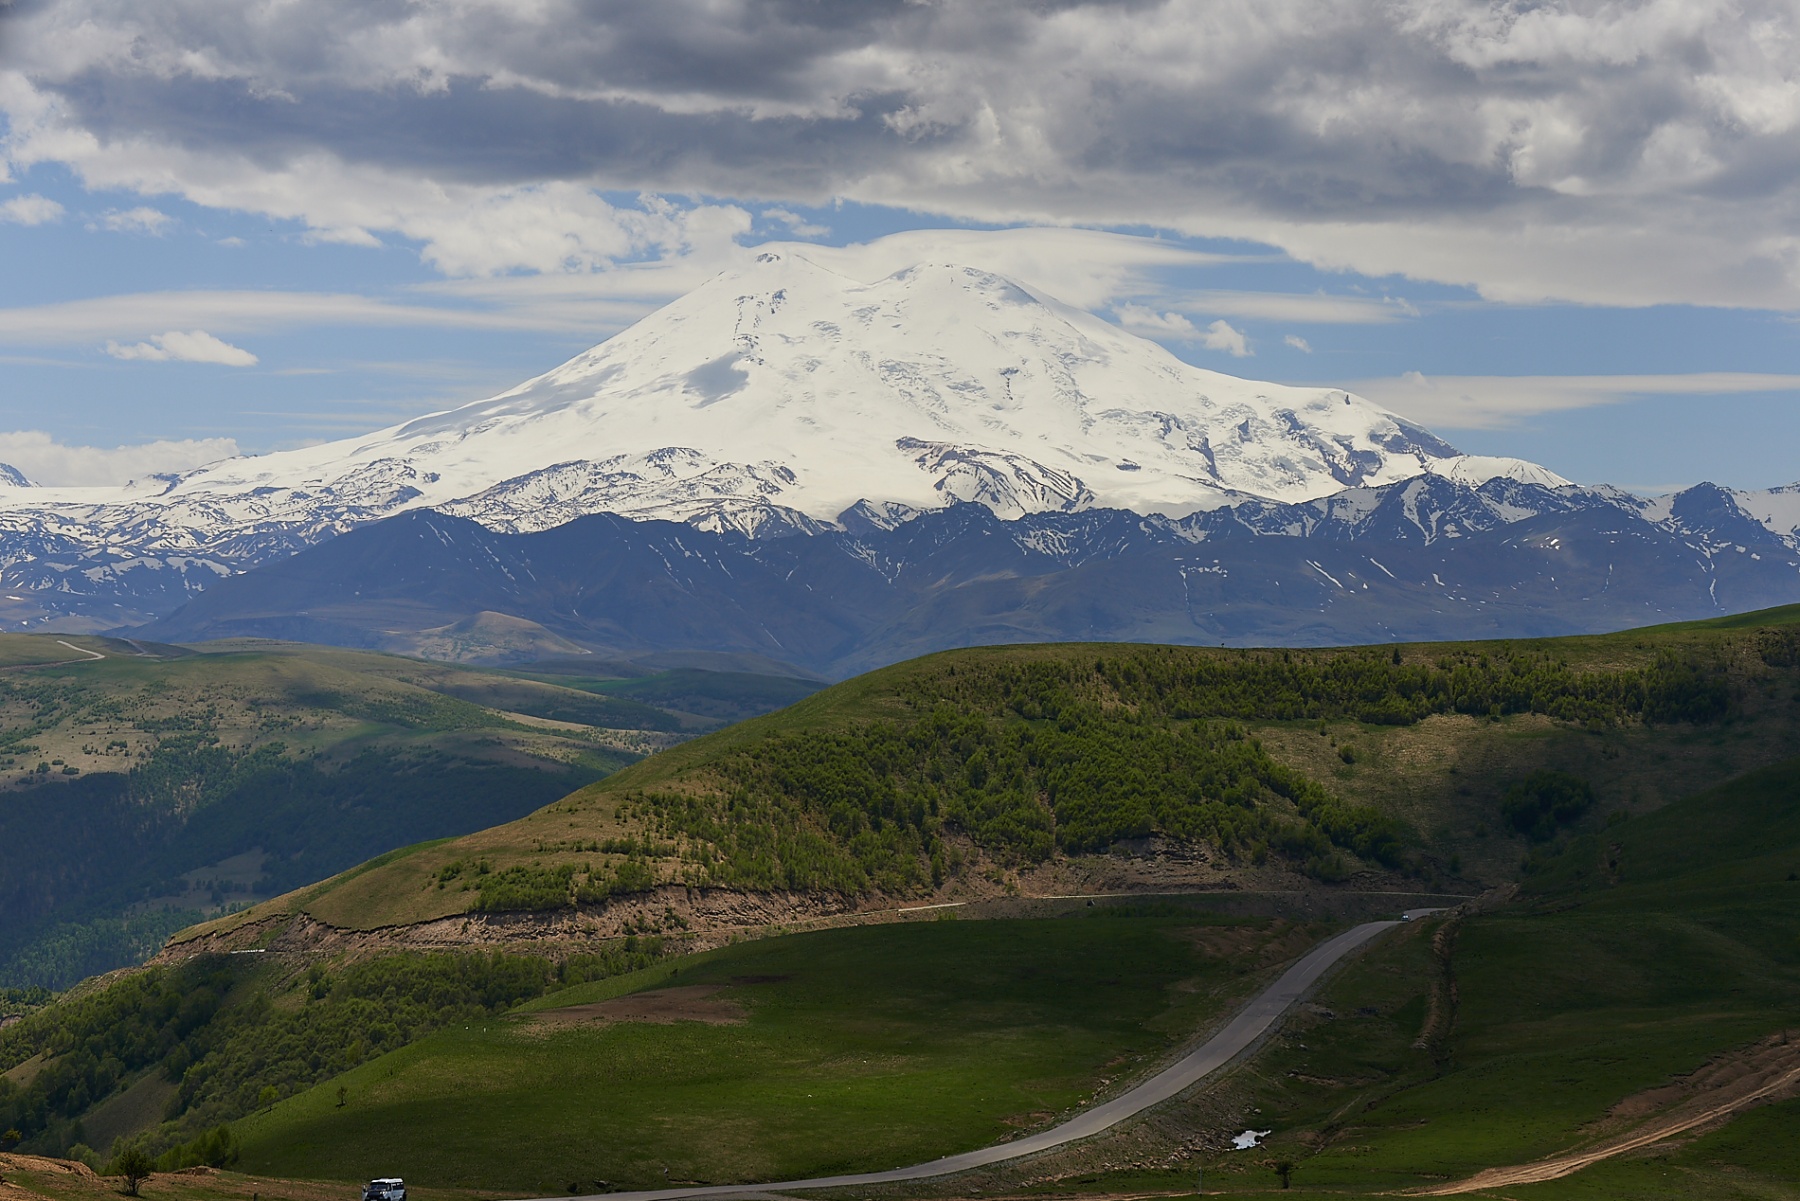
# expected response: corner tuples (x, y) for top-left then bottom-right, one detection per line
(8, 751), (1792, 1197)
(0, 636), (813, 989)
(1102, 752), (1800, 1198)
(231, 912), (1322, 1191)
(214, 606), (1800, 935)
(0, 904), (1321, 1187)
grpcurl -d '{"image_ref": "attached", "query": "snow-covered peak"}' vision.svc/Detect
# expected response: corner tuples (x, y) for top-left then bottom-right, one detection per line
(1728, 481), (1800, 547)
(1423, 455), (1572, 489)
(0, 462), (34, 488)
(142, 251), (1462, 530)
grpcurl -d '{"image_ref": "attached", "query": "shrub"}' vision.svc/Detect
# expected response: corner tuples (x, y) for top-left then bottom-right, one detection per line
(1501, 771), (1596, 841)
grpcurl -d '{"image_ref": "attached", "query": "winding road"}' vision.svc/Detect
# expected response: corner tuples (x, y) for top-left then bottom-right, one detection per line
(532, 915), (1417, 1201)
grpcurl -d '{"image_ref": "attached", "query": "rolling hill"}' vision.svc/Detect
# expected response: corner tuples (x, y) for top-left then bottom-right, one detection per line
(174, 603), (1800, 951)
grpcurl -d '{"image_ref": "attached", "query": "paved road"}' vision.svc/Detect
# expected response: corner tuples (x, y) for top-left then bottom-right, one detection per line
(531, 916), (1414, 1201)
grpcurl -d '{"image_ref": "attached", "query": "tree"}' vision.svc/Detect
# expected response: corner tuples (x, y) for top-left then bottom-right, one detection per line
(257, 1085), (279, 1112)
(1272, 1158), (1295, 1190)
(335, 1085), (348, 1109)
(1501, 771), (1595, 841)
(110, 1145), (154, 1197)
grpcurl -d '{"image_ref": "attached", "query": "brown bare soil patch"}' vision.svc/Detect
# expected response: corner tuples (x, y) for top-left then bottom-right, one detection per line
(1411, 1031), (1800, 1194)
(526, 985), (745, 1030)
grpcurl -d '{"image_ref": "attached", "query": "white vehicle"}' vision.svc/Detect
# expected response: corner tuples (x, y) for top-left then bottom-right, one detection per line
(362, 1179), (405, 1201)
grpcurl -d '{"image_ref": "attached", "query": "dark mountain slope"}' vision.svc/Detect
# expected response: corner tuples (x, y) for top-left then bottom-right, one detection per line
(138, 485), (1800, 675)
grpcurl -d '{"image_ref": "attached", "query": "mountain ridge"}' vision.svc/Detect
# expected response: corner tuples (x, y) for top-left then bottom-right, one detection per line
(137, 474), (1800, 676)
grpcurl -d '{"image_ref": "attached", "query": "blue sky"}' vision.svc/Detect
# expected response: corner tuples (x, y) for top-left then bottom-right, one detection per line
(3, 0), (1799, 494)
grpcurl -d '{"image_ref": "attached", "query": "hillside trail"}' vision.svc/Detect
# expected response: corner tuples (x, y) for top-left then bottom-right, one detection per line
(526, 916), (1419, 1201)
(1410, 1042), (1800, 1194)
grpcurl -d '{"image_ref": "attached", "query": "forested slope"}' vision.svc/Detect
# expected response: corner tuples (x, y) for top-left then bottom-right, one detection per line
(203, 606), (1800, 934)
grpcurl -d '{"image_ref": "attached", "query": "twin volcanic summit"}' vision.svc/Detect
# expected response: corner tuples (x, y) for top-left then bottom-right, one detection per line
(3, 252), (1799, 672)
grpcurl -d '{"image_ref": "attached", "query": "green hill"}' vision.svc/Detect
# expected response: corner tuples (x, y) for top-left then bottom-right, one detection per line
(191, 606), (1800, 942)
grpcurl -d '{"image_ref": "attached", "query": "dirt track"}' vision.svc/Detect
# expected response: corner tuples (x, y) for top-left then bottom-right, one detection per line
(1413, 1036), (1800, 1195)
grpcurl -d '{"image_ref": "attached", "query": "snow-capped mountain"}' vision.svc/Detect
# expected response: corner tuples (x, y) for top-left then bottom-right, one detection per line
(115, 252), (1463, 530)
(1, 251), (1797, 640)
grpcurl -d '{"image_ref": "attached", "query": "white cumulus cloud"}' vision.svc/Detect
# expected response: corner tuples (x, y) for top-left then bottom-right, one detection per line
(0, 430), (240, 487)
(105, 329), (259, 366)
(98, 206), (173, 234)
(1284, 334), (1313, 353)
(0, 194), (65, 225)
(10, 0), (1800, 305)
(1201, 319), (1251, 357)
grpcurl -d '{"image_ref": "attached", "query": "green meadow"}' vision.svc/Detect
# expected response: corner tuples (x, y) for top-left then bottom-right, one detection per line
(232, 911), (1316, 1192)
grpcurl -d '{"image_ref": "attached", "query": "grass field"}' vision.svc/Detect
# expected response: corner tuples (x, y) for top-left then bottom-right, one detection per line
(231, 910), (1323, 1193)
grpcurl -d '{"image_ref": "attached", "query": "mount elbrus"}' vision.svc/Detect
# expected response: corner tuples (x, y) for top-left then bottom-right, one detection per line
(2, 252), (1798, 657)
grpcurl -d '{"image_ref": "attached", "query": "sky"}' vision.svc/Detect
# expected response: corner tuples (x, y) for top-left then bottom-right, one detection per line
(2, 0), (1799, 495)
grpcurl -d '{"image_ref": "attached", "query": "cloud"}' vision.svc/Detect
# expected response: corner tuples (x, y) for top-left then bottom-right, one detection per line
(1200, 319), (1251, 357)
(0, 193), (64, 225)
(1182, 290), (1408, 325)
(97, 205), (172, 233)
(1114, 304), (1198, 337)
(0, 289), (603, 343)
(0, 228), (1248, 349)
(105, 329), (258, 365)
(8, 1), (1800, 305)
(1116, 284), (1398, 346)
(761, 208), (831, 239)
(0, 429), (239, 486)
(1356, 371), (1800, 430)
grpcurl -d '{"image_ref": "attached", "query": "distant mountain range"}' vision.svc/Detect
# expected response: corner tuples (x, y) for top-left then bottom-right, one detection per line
(140, 474), (1800, 676)
(2, 251), (1798, 659)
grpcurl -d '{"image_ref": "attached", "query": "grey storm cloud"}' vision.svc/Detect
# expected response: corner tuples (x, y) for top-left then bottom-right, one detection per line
(7, 0), (1800, 305)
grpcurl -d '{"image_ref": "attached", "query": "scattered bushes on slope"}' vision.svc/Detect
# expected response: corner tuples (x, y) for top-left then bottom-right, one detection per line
(608, 643), (1735, 895)
(433, 857), (659, 912)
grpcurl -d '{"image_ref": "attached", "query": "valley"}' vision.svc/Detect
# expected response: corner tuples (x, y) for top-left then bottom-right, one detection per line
(0, 634), (818, 990)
